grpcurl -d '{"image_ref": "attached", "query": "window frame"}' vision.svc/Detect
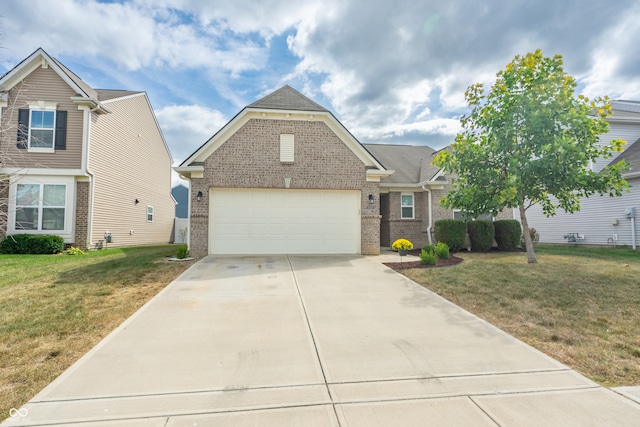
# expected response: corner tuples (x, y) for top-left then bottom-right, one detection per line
(14, 183), (67, 231)
(147, 205), (154, 222)
(400, 193), (414, 219)
(28, 106), (57, 153)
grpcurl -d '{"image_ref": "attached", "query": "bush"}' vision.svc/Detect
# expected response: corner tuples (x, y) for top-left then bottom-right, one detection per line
(433, 219), (466, 252)
(176, 244), (189, 259)
(522, 227), (540, 245)
(434, 241), (450, 259)
(420, 249), (437, 265)
(467, 220), (495, 252)
(422, 243), (435, 254)
(63, 246), (86, 256)
(0, 234), (65, 254)
(494, 220), (522, 251)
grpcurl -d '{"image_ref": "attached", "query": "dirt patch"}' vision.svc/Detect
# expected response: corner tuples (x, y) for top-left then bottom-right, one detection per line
(384, 251), (464, 270)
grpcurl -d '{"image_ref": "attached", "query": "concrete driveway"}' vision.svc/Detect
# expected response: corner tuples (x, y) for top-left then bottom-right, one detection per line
(4, 255), (640, 426)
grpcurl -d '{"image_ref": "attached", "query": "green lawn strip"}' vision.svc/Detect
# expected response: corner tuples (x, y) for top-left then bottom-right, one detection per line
(0, 245), (194, 421)
(401, 245), (640, 387)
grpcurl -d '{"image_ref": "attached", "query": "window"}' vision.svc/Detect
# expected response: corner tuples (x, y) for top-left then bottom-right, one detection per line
(17, 107), (66, 151)
(30, 110), (55, 149)
(147, 205), (154, 222)
(280, 134), (294, 162)
(401, 193), (414, 219)
(15, 183), (66, 231)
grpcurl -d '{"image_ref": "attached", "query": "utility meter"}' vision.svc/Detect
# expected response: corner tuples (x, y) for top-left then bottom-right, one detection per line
(625, 207), (636, 218)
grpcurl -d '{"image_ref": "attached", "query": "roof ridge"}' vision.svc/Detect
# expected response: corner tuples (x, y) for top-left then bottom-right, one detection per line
(248, 85), (329, 112)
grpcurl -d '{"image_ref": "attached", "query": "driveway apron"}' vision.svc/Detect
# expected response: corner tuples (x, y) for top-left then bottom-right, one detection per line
(4, 255), (640, 426)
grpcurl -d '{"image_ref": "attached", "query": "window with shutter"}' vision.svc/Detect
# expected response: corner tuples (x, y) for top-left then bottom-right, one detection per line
(17, 105), (67, 152)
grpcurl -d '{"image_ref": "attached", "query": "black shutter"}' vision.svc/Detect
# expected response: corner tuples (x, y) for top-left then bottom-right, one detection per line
(17, 108), (29, 149)
(55, 110), (67, 150)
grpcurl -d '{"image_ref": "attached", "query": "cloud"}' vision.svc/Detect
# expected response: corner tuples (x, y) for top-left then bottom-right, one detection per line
(155, 104), (228, 164)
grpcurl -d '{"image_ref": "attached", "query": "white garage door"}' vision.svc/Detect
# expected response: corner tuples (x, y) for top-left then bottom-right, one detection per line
(209, 188), (361, 254)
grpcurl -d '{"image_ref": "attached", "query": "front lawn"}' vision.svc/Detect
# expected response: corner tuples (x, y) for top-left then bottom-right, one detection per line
(0, 245), (194, 420)
(400, 244), (640, 387)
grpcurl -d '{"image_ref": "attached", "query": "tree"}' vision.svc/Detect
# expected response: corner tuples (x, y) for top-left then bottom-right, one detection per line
(433, 50), (629, 264)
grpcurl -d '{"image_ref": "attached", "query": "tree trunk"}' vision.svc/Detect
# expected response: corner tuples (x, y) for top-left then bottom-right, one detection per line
(518, 204), (537, 264)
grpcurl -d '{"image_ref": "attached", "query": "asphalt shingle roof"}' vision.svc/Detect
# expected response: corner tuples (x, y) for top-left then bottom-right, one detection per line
(363, 144), (440, 184)
(248, 85), (329, 112)
(610, 137), (640, 174)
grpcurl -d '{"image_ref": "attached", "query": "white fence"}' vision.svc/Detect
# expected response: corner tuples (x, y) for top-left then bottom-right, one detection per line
(173, 218), (190, 244)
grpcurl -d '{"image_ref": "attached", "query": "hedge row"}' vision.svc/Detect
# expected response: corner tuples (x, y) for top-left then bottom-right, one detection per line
(0, 234), (65, 254)
(434, 219), (522, 252)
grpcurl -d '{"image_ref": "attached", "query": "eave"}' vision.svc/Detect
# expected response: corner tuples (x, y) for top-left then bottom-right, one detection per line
(174, 165), (204, 180)
(71, 96), (111, 114)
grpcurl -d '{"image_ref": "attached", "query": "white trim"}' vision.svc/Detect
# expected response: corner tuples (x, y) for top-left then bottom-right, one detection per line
(179, 108), (386, 177)
(0, 168), (87, 176)
(401, 193), (415, 219)
(7, 175), (76, 243)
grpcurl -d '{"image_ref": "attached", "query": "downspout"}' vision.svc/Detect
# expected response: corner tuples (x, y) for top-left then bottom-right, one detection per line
(422, 184), (432, 245)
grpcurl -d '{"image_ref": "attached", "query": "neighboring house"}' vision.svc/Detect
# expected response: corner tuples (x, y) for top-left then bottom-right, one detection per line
(175, 85), (510, 257)
(525, 100), (640, 247)
(0, 48), (174, 249)
(172, 184), (189, 218)
(363, 144), (512, 248)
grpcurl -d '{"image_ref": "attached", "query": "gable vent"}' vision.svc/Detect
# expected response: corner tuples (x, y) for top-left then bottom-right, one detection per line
(280, 134), (294, 163)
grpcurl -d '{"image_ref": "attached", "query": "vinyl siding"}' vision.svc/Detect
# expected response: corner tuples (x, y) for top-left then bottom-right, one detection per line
(525, 177), (640, 247)
(89, 94), (174, 247)
(525, 114), (640, 247)
(0, 65), (82, 168)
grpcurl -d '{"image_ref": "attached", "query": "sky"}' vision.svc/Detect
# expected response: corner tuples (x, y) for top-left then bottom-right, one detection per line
(1, 0), (640, 186)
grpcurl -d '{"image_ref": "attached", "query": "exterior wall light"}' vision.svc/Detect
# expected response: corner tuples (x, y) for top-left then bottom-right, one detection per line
(196, 191), (203, 202)
(368, 194), (374, 204)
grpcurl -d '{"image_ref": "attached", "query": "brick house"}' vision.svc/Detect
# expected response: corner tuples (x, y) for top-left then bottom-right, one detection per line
(0, 48), (174, 248)
(176, 85), (512, 257)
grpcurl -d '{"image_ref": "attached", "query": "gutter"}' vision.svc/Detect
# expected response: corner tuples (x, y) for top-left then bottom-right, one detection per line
(422, 184), (433, 244)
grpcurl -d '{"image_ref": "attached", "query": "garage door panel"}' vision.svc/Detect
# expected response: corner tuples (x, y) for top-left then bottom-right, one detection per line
(209, 188), (360, 254)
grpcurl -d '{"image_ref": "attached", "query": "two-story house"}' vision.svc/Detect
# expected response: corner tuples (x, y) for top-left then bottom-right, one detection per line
(0, 48), (174, 249)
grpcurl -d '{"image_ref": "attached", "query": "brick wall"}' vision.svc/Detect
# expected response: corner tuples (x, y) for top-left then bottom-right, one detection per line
(74, 181), (90, 249)
(189, 118), (380, 257)
(382, 191), (430, 249)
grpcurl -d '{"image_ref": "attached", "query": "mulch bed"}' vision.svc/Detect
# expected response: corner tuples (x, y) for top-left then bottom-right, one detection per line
(384, 249), (464, 270)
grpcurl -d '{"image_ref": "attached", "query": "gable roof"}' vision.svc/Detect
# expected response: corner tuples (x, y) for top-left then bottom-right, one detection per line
(248, 85), (328, 112)
(610, 137), (640, 176)
(177, 86), (389, 180)
(0, 48), (110, 113)
(363, 144), (440, 184)
(96, 89), (143, 101)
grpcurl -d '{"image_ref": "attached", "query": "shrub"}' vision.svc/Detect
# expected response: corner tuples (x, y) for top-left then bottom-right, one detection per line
(494, 220), (522, 251)
(422, 243), (435, 254)
(433, 219), (466, 252)
(434, 241), (450, 259)
(522, 227), (540, 245)
(63, 246), (86, 256)
(0, 234), (65, 254)
(467, 220), (495, 252)
(176, 245), (189, 259)
(392, 238), (413, 251)
(420, 249), (437, 265)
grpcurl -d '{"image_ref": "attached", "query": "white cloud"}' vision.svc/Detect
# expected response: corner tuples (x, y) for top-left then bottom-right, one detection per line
(155, 104), (228, 164)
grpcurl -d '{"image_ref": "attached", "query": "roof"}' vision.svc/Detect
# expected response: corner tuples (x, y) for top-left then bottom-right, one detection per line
(612, 100), (640, 114)
(96, 89), (143, 101)
(363, 144), (440, 184)
(248, 85), (329, 112)
(48, 54), (98, 99)
(610, 137), (640, 175)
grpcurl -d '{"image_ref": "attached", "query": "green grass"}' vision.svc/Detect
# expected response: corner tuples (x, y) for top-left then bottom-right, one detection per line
(401, 244), (640, 387)
(0, 245), (194, 420)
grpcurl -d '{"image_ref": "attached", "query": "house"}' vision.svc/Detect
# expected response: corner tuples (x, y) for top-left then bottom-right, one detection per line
(363, 144), (513, 248)
(525, 100), (640, 248)
(172, 184), (189, 218)
(175, 85), (511, 257)
(0, 48), (175, 249)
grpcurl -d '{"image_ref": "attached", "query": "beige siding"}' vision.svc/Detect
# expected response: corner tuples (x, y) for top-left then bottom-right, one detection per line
(89, 94), (174, 247)
(0, 66), (83, 169)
